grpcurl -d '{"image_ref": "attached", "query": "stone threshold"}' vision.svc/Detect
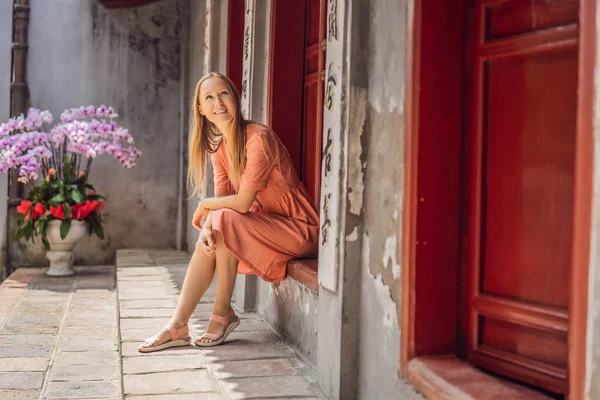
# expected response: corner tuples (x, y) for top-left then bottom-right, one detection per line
(407, 355), (554, 400)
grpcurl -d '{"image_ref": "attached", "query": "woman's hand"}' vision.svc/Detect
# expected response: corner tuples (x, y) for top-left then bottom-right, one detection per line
(196, 224), (216, 255)
(192, 202), (209, 230)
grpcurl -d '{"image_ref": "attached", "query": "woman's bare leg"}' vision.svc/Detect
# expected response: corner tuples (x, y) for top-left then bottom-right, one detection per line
(196, 230), (239, 344)
(140, 246), (216, 346)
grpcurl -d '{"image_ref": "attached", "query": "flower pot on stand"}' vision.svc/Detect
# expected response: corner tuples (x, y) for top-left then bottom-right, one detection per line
(45, 220), (87, 276)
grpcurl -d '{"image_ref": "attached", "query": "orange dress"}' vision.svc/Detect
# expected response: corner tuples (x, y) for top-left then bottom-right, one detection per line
(209, 123), (320, 282)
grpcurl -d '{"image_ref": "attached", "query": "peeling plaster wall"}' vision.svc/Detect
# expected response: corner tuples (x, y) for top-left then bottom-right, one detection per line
(14, 0), (184, 266)
(256, 279), (319, 365)
(0, 1), (10, 278)
(346, 0), (421, 398)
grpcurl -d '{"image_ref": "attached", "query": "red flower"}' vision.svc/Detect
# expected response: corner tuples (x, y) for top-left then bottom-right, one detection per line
(97, 201), (107, 212)
(16, 201), (45, 220)
(16, 200), (32, 215)
(71, 201), (99, 220)
(49, 204), (65, 220)
(32, 203), (45, 219)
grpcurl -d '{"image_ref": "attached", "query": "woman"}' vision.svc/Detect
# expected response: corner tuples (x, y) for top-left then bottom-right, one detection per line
(138, 72), (319, 351)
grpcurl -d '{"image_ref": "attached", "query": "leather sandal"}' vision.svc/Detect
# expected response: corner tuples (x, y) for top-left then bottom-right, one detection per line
(138, 323), (191, 353)
(195, 309), (240, 347)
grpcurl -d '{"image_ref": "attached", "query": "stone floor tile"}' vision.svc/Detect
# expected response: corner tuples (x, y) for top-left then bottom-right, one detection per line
(118, 275), (165, 282)
(225, 330), (280, 344)
(58, 338), (118, 352)
(117, 267), (164, 277)
(5, 314), (63, 326)
(0, 334), (56, 347)
(0, 372), (45, 389)
(60, 325), (117, 339)
(62, 318), (116, 328)
(119, 291), (172, 300)
(10, 296), (64, 304)
(200, 342), (294, 362)
(0, 357), (49, 372)
(53, 351), (119, 366)
(119, 317), (172, 330)
(124, 394), (225, 400)
(123, 370), (217, 396)
(44, 379), (121, 399)
(0, 324), (61, 335)
(118, 280), (165, 288)
(121, 342), (200, 358)
(120, 308), (174, 318)
(211, 358), (309, 379)
(0, 389), (41, 399)
(0, 346), (52, 358)
(49, 363), (120, 381)
(120, 299), (175, 309)
(228, 318), (272, 332)
(120, 327), (170, 342)
(220, 375), (318, 399)
(123, 354), (206, 374)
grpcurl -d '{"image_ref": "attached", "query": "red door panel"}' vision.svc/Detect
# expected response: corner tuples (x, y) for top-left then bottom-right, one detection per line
(269, 0), (326, 207)
(227, 0), (245, 94)
(302, 0), (327, 204)
(268, 1), (307, 174)
(465, 0), (578, 394)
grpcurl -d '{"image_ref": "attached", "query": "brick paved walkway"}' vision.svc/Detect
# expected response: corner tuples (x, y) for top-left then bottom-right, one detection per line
(0, 249), (323, 399)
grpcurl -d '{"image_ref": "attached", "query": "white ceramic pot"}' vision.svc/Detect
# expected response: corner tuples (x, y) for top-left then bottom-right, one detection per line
(45, 220), (88, 276)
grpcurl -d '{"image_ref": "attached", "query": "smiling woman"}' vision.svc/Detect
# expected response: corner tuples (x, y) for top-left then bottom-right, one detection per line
(138, 72), (320, 352)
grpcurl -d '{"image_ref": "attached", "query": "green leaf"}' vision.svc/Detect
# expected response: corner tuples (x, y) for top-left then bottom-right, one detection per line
(93, 223), (104, 240)
(85, 184), (96, 191)
(71, 190), (83, 203)
(50, 194), (64, 203)
(14, 224), (26, 241)
(23, 223), (33, 240)
(87, 194), (106, 201)
(64, 155), (73, 184)
(42, 237), (50, 250)
(60, 220), (71, 240)
(64, 203), (71, 219)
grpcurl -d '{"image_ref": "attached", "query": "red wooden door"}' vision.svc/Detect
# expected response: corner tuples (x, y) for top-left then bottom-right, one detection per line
(464, 0), (578, 394)
(269, 0), (326, 206)
(227, 0), (245, 94)
(301, 0), (327, 204)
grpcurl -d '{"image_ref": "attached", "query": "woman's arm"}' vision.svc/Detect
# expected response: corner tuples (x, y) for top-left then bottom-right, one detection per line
(201, 189), (258, 214)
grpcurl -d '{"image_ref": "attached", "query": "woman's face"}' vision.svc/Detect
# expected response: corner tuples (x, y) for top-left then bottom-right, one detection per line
(198, 77), (236, 128)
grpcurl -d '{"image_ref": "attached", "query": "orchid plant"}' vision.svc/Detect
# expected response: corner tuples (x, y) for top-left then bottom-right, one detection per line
(0, 106), (142, 249)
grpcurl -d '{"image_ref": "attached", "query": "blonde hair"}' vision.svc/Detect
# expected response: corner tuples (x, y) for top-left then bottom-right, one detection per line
(187, 72), (247, 197)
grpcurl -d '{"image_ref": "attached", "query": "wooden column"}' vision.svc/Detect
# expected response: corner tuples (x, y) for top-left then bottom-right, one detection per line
(9, 0), (29, 200)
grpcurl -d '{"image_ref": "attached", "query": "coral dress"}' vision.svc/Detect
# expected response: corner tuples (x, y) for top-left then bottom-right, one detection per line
(209, 123), (319, 282)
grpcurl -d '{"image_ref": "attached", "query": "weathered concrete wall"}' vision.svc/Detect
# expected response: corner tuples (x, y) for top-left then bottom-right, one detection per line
(587, 5), (600, 398)
(352, 1), (416, 398)
(0, 1), (11, 278)
(315, 0), (422, 398)
(256, 279), (319, 365)
(15, 0), (184, 266)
